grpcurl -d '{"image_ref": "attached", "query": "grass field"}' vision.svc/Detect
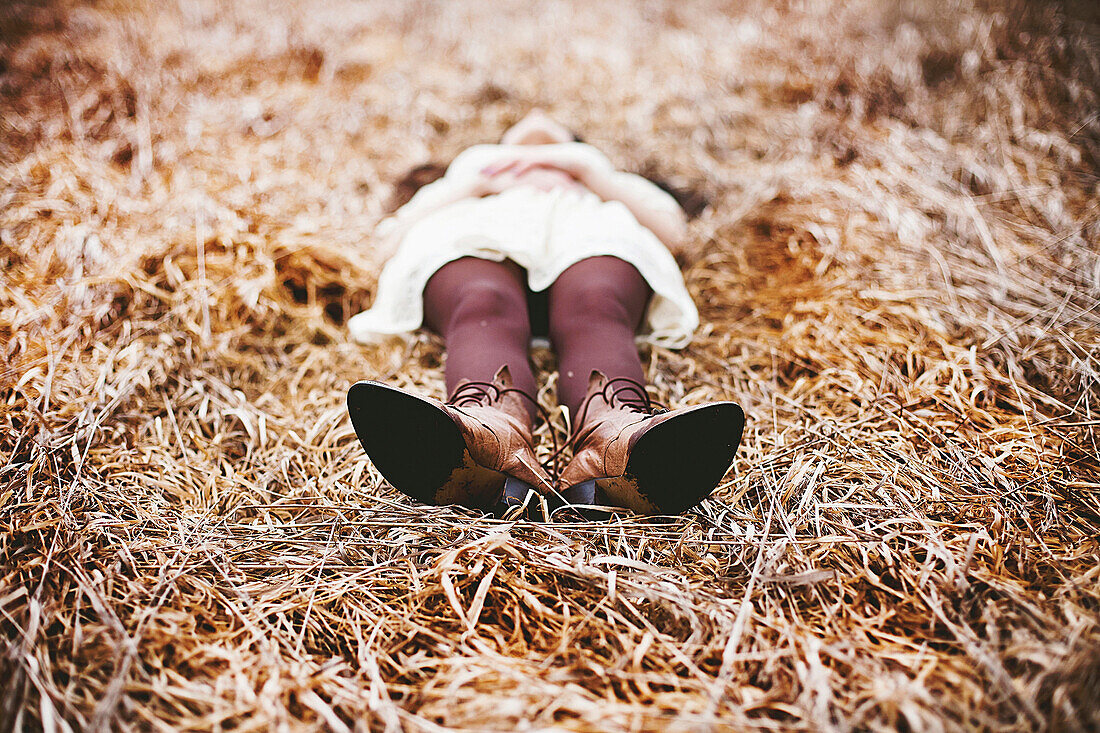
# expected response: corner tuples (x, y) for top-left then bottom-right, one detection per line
(2, 0), (1099, 730)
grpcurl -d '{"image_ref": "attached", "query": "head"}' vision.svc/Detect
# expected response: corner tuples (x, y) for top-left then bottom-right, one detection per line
(500, 109), (576, 145)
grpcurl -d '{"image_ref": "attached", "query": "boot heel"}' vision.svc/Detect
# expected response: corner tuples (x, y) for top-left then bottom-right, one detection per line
(561, 480), (596, 506)
(549, 480), (616, 521)
(492, 477), (541, 520)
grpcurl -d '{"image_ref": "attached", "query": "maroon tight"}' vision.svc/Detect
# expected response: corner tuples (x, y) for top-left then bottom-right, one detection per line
(423, 256), (651, 421)
(423, 258), (539, 408)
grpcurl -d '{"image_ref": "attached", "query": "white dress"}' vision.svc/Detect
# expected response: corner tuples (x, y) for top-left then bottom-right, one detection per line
(347, 143), (699, 348)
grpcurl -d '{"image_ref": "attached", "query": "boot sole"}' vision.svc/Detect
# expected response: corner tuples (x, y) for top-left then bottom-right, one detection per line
(595, 402), (745, 514)
(347, 381), (508, 507)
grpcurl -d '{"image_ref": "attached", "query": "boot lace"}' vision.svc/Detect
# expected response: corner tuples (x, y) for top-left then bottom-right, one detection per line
(543, 376), (667, 475)
(446, 379), (562, 478)
(571, 376), (667, 432)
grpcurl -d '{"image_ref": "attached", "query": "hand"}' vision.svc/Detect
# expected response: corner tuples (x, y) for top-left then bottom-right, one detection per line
(480, 158), (542, 179)
(480, 146), (595, 183)
(470, 168), (520, 197)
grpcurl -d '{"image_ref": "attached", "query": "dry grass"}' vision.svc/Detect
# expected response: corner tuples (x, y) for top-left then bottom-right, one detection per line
(3, 0), (1100, 730)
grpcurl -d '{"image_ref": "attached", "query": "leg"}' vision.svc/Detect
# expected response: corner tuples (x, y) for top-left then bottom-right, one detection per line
(548, 257), (746, 514)
(548, 256), (652, 416)
(423, 257), (539, 413)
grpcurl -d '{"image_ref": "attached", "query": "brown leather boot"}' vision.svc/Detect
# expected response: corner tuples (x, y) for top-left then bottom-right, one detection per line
(347, 366), (553, 510)
(558, 372), (746, 514)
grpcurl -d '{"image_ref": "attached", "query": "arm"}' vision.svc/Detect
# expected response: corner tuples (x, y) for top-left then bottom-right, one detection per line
(577, 170), (688, 253)
(373, 172), (507, 259)
(483, 147), (689, 253)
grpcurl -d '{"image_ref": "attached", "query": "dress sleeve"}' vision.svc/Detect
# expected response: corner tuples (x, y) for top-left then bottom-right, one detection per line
(372, 174), (477, 259)
(605, 171), (685, 216)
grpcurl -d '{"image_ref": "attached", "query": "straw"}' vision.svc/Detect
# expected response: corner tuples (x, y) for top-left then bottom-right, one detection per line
(2, 0), (1098, 730)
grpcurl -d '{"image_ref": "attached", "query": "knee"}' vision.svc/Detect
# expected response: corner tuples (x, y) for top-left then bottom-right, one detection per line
(549, 280), (634, 338)
(445, 279), (528, 334)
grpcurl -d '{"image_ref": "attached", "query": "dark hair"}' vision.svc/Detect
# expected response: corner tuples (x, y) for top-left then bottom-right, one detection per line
(385, 162), (448, 213)
(571, 133), (708, 218)
(641, 174), (708, 220)
(386, 149), (708, 220)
